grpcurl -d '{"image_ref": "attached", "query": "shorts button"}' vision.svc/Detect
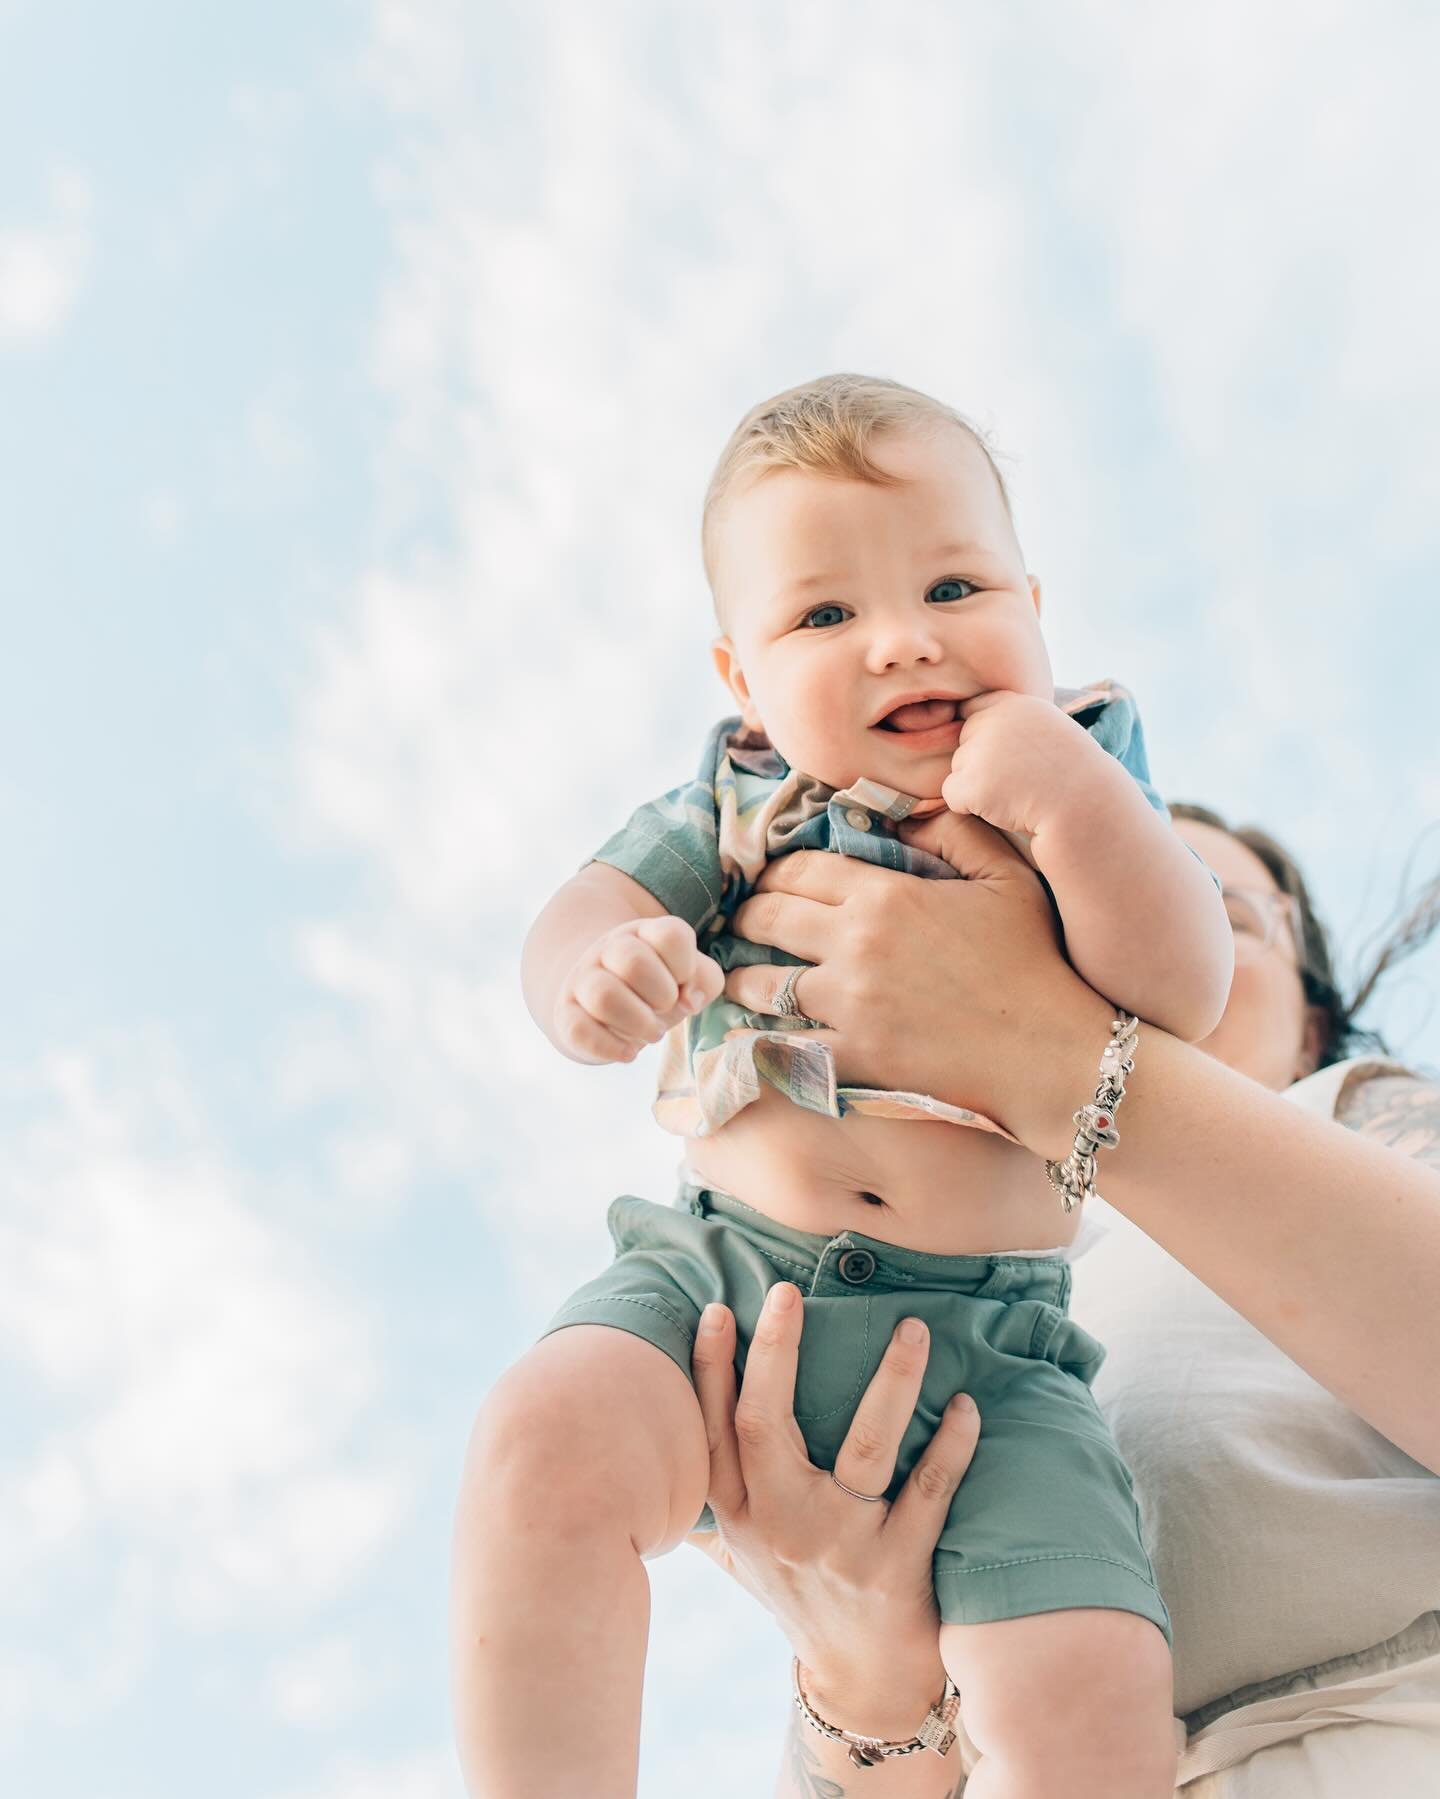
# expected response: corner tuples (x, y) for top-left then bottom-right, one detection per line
(837, 1248), (877, 1284)
(843, 808), (872, 831)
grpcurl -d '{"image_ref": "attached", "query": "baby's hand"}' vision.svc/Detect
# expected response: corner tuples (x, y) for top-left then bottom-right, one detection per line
(556, 917), (725, 1065)
(941, 691), (1123, 843)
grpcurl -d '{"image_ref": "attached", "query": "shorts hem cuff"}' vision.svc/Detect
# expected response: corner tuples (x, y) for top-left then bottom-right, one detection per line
(538, 1299), (697, 1381)
(934, 1552), (1173, 1647)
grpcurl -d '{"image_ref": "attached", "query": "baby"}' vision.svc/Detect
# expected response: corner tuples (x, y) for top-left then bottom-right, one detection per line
(482, 375), (1233, 1795)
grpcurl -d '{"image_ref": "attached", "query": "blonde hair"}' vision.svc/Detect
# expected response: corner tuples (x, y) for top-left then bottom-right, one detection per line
(701, 372), (1012, 596)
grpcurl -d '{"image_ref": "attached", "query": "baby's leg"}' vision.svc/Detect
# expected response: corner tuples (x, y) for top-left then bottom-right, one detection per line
(940, 1610), (1178, 1798)
(450, 1324), (711, 1799)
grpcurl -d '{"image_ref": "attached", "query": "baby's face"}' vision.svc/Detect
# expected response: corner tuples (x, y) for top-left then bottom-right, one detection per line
(710, 424), (1054, 799)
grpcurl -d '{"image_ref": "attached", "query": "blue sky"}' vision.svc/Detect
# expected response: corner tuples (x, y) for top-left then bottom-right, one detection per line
(3, 2), (1439, 1794)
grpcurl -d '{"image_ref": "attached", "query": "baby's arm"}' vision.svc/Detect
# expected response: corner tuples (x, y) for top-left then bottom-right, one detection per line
(1032, 785), (1233, 1041)
(523, 863), (724, 1064)
(943, 692), (1233, 1042)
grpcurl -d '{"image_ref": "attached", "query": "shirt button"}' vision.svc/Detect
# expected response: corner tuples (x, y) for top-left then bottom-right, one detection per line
(837, 1248), (877, 1285)
(844, 808), (872, 832)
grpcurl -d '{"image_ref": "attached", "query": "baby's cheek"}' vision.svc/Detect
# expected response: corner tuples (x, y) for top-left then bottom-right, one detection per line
(964, 613), (1052, 698)
(774, 685), (862, 784)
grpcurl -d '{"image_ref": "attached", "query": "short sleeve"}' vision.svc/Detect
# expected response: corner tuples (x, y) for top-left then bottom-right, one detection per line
(587, 720), (731, 933)
(1079, 685), (1223, 894)
(1080, 687), (1168, 820)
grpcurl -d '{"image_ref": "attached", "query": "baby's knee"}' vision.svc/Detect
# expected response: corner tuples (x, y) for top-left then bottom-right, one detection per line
(459, 1324), (707, 1554)
(467, 1341), (599, 1491)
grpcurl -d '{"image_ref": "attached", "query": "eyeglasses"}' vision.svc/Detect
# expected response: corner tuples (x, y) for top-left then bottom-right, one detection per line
(1221, 884), (1305, 962)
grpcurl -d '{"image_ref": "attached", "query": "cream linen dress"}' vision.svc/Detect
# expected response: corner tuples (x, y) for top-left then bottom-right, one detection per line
(952, 1055), (1440, 1793)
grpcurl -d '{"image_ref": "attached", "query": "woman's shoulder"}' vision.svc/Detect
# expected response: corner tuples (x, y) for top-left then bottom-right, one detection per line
(1295, 1056), (1440, 1174)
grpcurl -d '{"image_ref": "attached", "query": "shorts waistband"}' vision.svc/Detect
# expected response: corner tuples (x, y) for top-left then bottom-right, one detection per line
(677, 1182), (1072, 1304)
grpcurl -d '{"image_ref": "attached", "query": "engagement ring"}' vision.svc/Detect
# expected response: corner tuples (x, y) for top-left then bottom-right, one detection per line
(773, 965), (815, 1024)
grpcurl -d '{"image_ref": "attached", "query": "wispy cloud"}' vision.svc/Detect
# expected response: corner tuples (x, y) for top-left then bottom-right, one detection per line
(263, 1633), (381, 1728)
(266, 1745), (463, 1799)
(0, 166), (92, 346)
(0, 1035), (409, 1736)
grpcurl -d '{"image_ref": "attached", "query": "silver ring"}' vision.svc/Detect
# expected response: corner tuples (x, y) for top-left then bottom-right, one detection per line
(773, 965), (814, 1024)
(830, 1470), (886, 1503)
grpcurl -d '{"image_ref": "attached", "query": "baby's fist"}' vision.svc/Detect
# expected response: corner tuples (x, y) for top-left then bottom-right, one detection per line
(557, 916), (724, 1065)
(940, 690), (1091, 840)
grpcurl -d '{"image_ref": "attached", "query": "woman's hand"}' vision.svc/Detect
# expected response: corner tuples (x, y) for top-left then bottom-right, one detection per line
(687, 1282), (982, 1741)
(724, 810), (1115, 1159)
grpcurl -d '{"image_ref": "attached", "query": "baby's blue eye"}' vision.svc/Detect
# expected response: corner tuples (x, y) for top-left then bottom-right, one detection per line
(928, 579), (977, 603)
(803, 603), (849, 629)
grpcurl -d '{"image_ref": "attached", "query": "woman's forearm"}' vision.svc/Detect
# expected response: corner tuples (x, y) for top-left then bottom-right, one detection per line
(1027, 1014), (1440, 1474)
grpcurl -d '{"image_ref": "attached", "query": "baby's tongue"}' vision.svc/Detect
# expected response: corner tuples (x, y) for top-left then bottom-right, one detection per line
(884, 698), (957, 733)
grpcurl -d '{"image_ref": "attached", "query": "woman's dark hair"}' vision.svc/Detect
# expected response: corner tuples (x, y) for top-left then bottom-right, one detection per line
(1169, 803), (1440, 1071)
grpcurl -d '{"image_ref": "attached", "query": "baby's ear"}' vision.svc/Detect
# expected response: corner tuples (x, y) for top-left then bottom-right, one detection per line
(1027, 574), (1043, 616)
(711, 636), (761, 727)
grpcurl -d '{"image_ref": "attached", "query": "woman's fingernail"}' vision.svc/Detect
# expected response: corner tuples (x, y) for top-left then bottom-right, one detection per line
(768, 1283), (797, 1312)
(950, 1393), (975, 1414)
(900, 1317), (927, 1344)
(684, 985), (703, 1008)
(699, 1303), (725, 1334)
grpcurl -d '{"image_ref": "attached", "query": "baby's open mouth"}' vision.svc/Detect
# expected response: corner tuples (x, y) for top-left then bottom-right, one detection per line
(875, 698), (960, 733)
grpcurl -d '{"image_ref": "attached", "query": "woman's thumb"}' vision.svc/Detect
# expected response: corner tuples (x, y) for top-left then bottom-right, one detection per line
(899, 811), (1031, 881)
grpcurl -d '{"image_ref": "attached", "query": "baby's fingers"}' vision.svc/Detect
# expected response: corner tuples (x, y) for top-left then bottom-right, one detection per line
(571, 968), (666, 1045)
(556, 996), (643, 1064)
(632, 917), (718, 1007)
(600, 928), (682, 1017)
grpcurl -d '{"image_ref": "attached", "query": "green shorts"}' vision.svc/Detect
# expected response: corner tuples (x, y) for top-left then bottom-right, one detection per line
(540, 1183), (1172, 1645)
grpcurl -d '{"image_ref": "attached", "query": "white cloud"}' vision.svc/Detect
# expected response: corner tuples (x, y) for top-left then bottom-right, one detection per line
(248, 382), (314, 480)
(229, 82), (303, 143)
(1031, 2), (1440, 743)
(266, 1746), (464, 1799)
(0, 1034), (410, 1735)
(0, 1550), (154, 1741)
(278, 910), (679, 1294)
(638, 1547), (795, 1796)
(263, 1634), (377, 1728)
(0, 165), (92, 346)
(138, 485), (185, 548)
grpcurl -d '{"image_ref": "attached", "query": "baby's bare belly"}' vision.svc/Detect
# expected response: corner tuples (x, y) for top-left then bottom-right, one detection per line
(684, 1087), (1080, 1255)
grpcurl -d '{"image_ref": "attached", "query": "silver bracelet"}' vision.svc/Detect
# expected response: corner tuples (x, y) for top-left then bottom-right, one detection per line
(1044, 1012), (1139, 1213)
(791, 1658), (960, 1767)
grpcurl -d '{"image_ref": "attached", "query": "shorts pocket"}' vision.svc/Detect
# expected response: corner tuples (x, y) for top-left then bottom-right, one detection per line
(1033, 1304), (1107, 1385)
(788, 1294), (876, 1425)
(984, 1297), (1107, 1385)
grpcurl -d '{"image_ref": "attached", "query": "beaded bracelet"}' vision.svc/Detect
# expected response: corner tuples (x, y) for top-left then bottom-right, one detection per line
(1044, 1012), (1139, 1213)
(791, 1658), (960, 1767)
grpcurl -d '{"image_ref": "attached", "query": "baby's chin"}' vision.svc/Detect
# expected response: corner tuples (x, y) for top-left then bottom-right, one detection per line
(816, 754), (949, 806)
(769, 728), (952, 804)
(888, 775), (948, 810)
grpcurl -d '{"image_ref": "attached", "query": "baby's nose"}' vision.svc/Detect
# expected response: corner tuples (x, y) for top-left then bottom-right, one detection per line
(865, 617), (946, 670)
